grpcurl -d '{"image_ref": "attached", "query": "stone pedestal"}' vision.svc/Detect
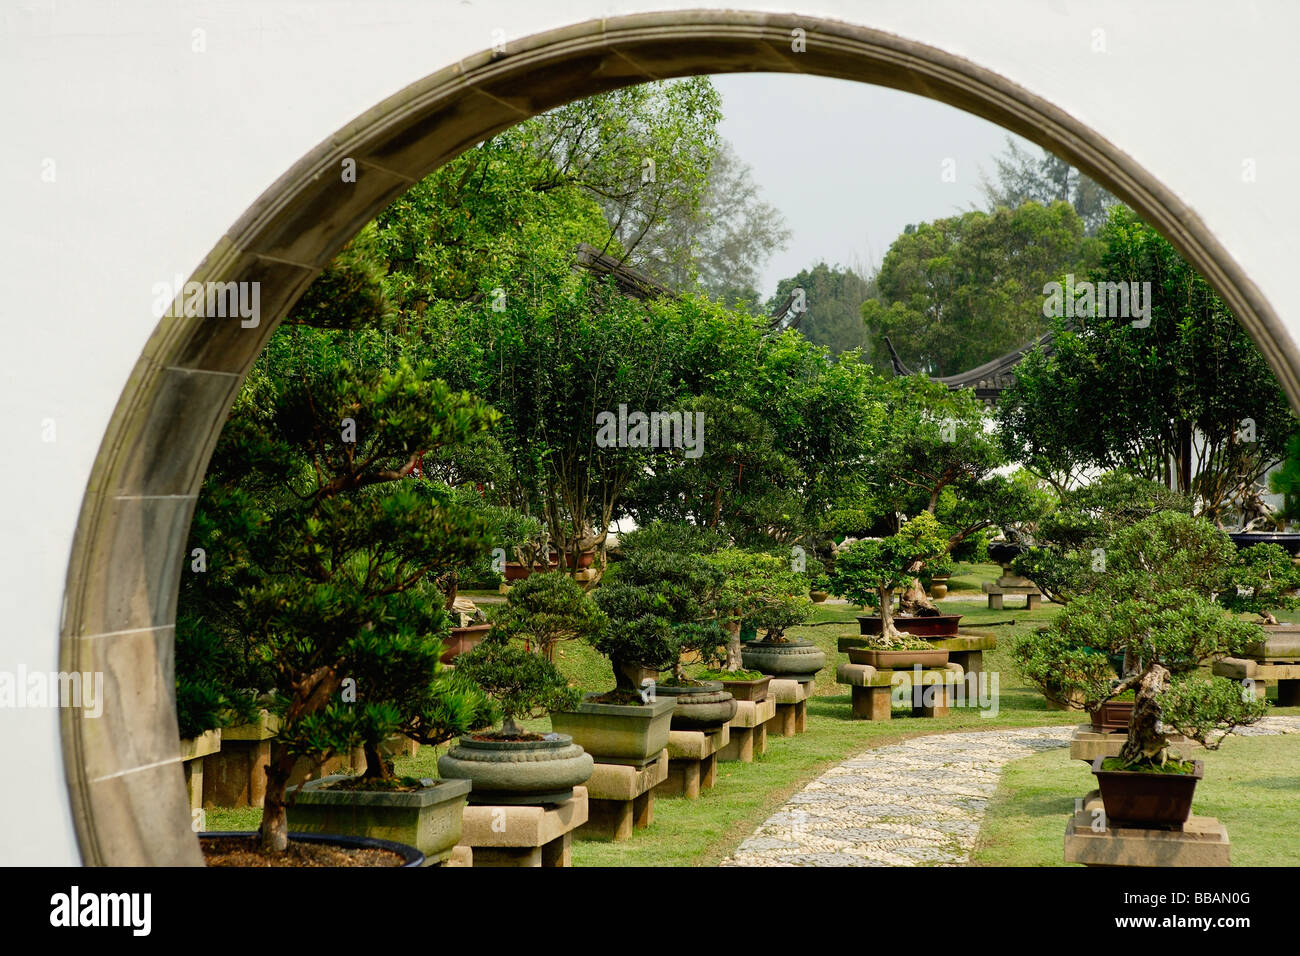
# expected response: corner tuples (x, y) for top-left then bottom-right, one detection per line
(982, 567), (1042, 610)
(1214, 655), (1300, 704)
(765, 678), (812, 737)
(1064, 791), (1229, 867)
(656, 726), (729, 799)
(457, 787), (588, 867)
(442, 845), (473, 867)
(180, 729), (221, 813)
(718, 696), (777, 762)
(835, 662), (962, 719)
(579, 751), (668, 841)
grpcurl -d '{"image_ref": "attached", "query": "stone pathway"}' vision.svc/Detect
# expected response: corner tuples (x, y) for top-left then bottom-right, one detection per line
(722, 716), (1300, 867)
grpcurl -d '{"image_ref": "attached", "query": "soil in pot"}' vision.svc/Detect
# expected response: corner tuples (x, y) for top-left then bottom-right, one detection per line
(698, 669), (771, 702)
(200, 832), (423, 867)
(1091, 757), (1204, 830)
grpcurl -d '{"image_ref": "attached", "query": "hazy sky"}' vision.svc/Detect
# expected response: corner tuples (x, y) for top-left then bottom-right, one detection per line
(713, 73), (1040, 300)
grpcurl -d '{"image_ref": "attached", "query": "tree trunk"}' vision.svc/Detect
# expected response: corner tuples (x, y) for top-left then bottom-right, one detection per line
(362, 741), (393, 782)
(898, 579), (938, 615)
(878, 584), (903, 640)
(1119, 665), (1172, 765)
(501, 714), (523, 737)
(258, 742), (299, 854)
(725, 620), (742, 671)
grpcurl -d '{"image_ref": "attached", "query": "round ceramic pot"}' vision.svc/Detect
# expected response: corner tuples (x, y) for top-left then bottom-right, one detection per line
(437, 733), (593, 805)
(653, 681), (737, 731)
(741, 638), (827, 681)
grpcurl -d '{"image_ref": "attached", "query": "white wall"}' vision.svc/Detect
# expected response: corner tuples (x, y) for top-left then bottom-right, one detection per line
(2, 0), (1297, 865)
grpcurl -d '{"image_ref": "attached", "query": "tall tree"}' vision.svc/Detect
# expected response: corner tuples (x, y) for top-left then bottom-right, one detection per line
(981, 136), (1118, 236)
(766, 261), (875, 356)
(860, 201), (1102, 375)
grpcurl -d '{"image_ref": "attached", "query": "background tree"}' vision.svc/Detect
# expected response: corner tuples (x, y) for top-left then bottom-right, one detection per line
(767, 260), (875, 356)
(490, 572), (607, 661)
(981, 135), (1118, 236)
(996, 206), (1295, 521)
(860, 201), (1101, 375)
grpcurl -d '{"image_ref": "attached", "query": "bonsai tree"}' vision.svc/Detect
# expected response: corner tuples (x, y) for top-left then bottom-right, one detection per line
(591, 522), (726, 692)
(180, 327), (500, 853)
(707, 549), (812, 669)
(455, 637), (581, 738)
(829, 512), (951, 640)
(1011, 471), (1192, 604)
(490, 572), (607, 661)
(1015, 511), (1268, 767)
(1220, 542), (1300, 624)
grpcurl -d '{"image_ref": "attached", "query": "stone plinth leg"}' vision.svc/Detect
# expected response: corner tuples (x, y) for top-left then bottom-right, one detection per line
(659, 760), (701, 799)
(794, 700), (807, 733)
(851, 684), (892, 720)
(719, 726), (755, 762)
(584, 799), (635, 841)
(1277, 679), (1300, 705)
(987, 593), (1004, 610)
(474, 845), (543, 866)
(912, 684), (952, 718)
(203, 739), (271, 809)
(1026, 593), (1041, 610)
(541, 832), (571, 867)
(632, 789), (654, 829)
(700, 753), (718, 790)
(753, 721), (767, 757)
(949, 650), (983, 677)
(184, 758), (203, 812)
(770, 703), (798, 737)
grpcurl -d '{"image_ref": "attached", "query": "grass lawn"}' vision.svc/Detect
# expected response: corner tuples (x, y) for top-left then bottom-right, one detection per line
(973, 733), (1300, 866)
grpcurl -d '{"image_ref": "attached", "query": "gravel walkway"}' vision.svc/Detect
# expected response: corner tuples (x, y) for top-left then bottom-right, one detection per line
(722, 716), (1300, 867)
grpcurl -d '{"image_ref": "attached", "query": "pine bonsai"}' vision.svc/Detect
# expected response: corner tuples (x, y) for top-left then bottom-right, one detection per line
(454, 637), (581, 738)
(181, 327), (500, 853)
(707, 549), (812, 669)
(829, 512), (951, 640)
(490, 572), (606, 661)
(1015, 511), (1268, 768)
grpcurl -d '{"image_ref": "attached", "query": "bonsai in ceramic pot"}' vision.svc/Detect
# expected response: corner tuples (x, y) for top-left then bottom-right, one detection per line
(1220, 541), (1300, 627)
(177, 324), (504, 862)
(830, 512), (952, 643)
(441, 637), (592, 804)
(489, 570), (607, 662)
(1017, 511), (1268, 829)
(709, 548), (814, 692)
(846, 631), (950, 670)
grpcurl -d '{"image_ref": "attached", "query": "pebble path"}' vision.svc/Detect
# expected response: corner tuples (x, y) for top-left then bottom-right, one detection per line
(721, 716), (1300, 867)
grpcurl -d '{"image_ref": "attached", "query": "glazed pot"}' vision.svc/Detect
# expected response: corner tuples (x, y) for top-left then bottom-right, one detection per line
(440, 624), (492, 663)
(503, 560), (559, 581)
(810, 590), (829, 603)
(847, 647), (950, 669)
(857, 614), (962, 638)
(1089, 699), (1134, 734)
(199, 831), (425, 867)
(1227, 531), (1300, 556)
(741, 638), (827, 681)
(716, 674), (772, 702)
(437, 733), (593, 805)
(549, 694), (675, 765)
(1091, 757), (1204, 830)
(654, 681), (737, 731)
(286, 775), (470, 865)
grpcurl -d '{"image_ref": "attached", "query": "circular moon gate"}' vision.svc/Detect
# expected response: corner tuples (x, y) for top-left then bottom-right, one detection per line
(61, 12), (1295, 864)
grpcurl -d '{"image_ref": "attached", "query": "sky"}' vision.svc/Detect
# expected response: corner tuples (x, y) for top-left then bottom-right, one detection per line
(712, 72), (1040, 300)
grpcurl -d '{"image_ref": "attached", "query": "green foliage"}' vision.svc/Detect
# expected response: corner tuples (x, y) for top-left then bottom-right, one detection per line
(708, 549), (812, 637)
(1269, 432), (1300, 522)
(1014, 510), (1267, 764)
(1011, 471), (1191, 603)
(997, 206), (1295, 518)
(491, 572), (607, 657)
(862, 632), (935, 651)
(861, 201), (1101, 375)
(455, 639), (580, 731)
(830, 512), (951, 608)
(981, 136), (1117, 236)
(766, 261), (875, 357)
(1220, 543), (1300, 622)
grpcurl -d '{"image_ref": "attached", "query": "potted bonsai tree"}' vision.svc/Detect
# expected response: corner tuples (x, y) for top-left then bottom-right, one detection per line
(830, 512), (958, 657)
(591, 522), (736, 732)
(183, 324), (501, 865)
(440, 636), (593, 805)
(1016, 511), (1268, 829)
(489, 570), (607, 661)
(704, 549), (812, 701)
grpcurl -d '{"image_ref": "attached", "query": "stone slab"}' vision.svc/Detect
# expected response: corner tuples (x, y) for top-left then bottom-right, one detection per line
(665, 725), (729, 761)
(459, 786), (588, 849)
(585, 750), (668, 802)
(1064, 792), (1229, 867)
(769, 678), (812, 705)
(727, 696), (777, 729)
(179, 728), (222, 762)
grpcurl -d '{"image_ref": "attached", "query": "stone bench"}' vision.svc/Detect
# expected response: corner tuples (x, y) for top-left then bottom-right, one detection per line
(835, 662), (964, 719)
(718, 695), (777, 762)
(656, 726), (729, 799)
(764, 678), (813, 737)
(578, 750), (667, 842)
(1064, 790), (1229, 867)
(457, 786), (588, 866)
(180, 729), (221, 814)
(1213, 656), (1300, 705)
(981, 579), (1042, 610)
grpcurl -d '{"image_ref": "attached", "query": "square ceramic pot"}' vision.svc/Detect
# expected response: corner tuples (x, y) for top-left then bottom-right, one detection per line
(846, 647), (950, 669)
(549, 694), (676, 765)
(286, 775), (471, 865)
(1091, 757), (1203, 830)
